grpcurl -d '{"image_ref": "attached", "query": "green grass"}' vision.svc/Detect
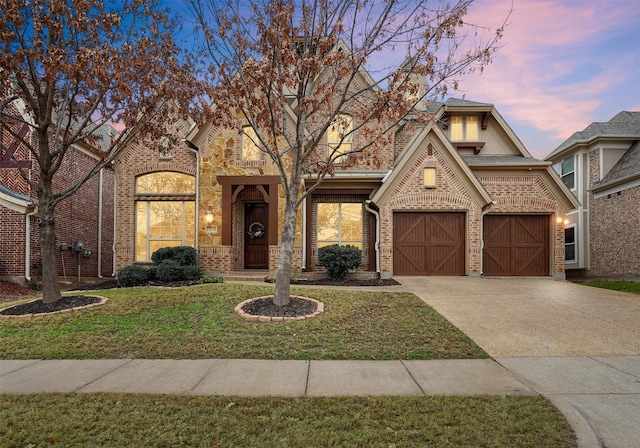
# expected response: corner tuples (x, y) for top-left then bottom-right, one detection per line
(0, 394), (576, 447)
(581, 280), (640, 295)
(0, 283), (486, 360)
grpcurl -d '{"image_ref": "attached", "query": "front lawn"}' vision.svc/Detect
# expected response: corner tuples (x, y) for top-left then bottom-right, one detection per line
(0, 394), (576, 447)
(0, 283), (486, 360)
(581, 280), (640, 295)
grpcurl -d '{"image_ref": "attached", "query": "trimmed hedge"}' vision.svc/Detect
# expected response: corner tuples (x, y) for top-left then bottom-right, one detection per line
(151, 246), (198, 266)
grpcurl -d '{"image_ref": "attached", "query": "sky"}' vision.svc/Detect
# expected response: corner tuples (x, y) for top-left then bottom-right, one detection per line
(456, 0), (640, 159)
(168, 0), (640, 160)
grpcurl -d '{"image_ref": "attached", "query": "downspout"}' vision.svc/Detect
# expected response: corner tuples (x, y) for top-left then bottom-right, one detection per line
(97, 168), (104, 278)
(479, 200), (496, 276)
(185, 140), (200, 250)
(301, 180), (307, 272)
(24, 205), (38, 282)
(112, 166), (117, 276)
(364, 200), (380, 275)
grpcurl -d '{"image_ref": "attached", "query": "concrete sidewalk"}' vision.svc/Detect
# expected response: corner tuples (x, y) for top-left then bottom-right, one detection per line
(3, 356), (639, 447)
(0, 358), (534, 396)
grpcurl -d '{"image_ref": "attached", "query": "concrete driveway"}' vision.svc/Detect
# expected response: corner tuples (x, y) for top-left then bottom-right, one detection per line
(397, 276), (640, 357)
(398, 276), (640, 448)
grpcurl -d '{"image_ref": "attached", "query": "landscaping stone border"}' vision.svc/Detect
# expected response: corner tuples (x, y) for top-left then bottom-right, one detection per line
(0, 296), (109, 319)
(234, 295), (324, 322)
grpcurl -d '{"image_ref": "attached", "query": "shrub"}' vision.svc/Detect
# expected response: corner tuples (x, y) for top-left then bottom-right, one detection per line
(155, 260), (202, 283)
(151, 246), (198, 267)
(198, 275), (224, 284)
(116, 265), (150, 287)
(317, 244), (362, 280)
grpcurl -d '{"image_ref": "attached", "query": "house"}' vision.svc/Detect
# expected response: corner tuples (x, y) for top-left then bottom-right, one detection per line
(545, 112), (640, 277)
(114, 89), (578, 277)
(0, 98), (116, 284)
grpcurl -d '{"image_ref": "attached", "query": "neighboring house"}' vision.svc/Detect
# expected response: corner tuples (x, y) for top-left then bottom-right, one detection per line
(546, 112), (640, 277)
(114, 66), (578, 278)
(0, 99), (116, 284)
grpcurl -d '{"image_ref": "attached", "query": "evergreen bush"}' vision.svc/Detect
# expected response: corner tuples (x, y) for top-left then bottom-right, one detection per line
(116, 265), (150, 287)
(151, 246), (198, 267)
(317, 244), (362, 280)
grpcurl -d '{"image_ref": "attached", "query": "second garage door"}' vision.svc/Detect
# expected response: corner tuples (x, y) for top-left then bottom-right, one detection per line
(393, 212), (465, 275)
(483, 215), (549, 276)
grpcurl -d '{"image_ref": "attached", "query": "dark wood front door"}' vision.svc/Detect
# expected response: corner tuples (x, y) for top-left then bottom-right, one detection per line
(483, 215), (549, 276)
(244, 202), (268, 269)
(393, 212), (465, 275)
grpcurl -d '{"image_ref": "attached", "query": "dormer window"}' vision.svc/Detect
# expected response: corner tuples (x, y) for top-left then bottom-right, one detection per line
(451, 116), (479, 141)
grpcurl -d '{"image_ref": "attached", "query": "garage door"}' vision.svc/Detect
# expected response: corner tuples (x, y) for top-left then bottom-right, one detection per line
(483, 215), (549, 276)
(393, 212), (465, 275)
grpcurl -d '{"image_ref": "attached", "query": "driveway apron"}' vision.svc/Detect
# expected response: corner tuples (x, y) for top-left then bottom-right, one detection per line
(398, 276), (640, 448)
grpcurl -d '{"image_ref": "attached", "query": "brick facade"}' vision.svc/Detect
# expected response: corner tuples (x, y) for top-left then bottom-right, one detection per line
(1, 114), (115, 283)
(588, 144), (640, 277)
(114, 100), (574, 279)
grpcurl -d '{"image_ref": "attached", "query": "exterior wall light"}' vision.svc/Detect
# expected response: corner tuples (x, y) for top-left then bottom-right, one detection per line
(205, 206), (217, 234)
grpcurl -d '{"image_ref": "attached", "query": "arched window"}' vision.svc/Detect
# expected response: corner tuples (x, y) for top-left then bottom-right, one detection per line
(135, 172), (196, 262)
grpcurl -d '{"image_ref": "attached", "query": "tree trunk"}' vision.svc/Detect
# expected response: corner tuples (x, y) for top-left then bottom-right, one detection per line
(39, 203), (62, 304)
(273, 190), (300, 306)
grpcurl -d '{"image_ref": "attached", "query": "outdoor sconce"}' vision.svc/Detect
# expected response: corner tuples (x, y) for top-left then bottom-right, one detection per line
(423, 167), (436, 188)
(204, 206), (218, 234)
(556, 216), (569, 225)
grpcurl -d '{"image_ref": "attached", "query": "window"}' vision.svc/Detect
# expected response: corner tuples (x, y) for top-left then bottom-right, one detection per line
(327, 114), (353, 163)
(423, 167), (436, 188)
(564, 226), (576, 262)
(554, 156), (575, 190)
(317, 202), (362, 248)
(242, 126), (260, 161)
(135, 172), (196, 262)
(450, 116), (479, 141)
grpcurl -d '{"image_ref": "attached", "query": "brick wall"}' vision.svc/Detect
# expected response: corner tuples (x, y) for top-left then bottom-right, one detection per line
(1, 114), (115, 282)
(113, 118), (198, 271)
(590, 185), (640, 276)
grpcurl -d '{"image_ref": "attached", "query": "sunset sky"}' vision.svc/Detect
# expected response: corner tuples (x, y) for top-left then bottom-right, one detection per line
(171, 0), (639, 160)
(459, 0), (640, 159)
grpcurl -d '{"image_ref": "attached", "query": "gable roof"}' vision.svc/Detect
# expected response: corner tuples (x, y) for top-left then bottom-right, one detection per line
(370, 123), (493, 206)
(546, 111), (640, 159)
(592, 140), (640, 192)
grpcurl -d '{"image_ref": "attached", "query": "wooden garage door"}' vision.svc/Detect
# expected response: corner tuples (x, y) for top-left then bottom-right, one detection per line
(483, 215), (549, 276)
(393, 212), (465, 275)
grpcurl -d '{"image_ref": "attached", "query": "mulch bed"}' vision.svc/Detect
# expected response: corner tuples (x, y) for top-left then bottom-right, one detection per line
(0, 295), (102, 316)
(241, 296), (318, 317)
(292, 278), (400, 287)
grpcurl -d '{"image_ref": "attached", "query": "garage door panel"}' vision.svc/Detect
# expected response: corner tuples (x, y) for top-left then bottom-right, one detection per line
(394, 212), (465, 276)
(483, 215), (549, 276)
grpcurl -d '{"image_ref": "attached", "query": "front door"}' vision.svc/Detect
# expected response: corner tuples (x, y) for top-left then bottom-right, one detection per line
(244, 202), (268, 269)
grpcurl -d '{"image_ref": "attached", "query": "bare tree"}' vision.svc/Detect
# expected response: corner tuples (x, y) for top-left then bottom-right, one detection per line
(0, 0), (206, 303)
(191, 0), (508, 306)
